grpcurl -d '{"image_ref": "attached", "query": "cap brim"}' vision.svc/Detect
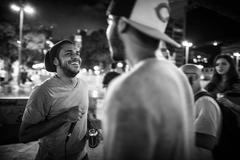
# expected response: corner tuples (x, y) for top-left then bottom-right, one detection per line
(122, 17), (181, 48)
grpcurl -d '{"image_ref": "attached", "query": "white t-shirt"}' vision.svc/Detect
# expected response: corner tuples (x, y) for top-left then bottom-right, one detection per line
(195, 90), (222, 139)
(103, 58), (196, 160)
(22, 76), (89, 160)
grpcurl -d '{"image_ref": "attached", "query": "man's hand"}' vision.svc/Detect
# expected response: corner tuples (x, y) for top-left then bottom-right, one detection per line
(217, 97), (234, 108)
(64, 106), (85, 122)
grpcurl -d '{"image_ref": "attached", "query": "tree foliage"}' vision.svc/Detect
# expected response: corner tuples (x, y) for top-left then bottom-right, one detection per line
(0, 20), (112, 70)
(0, 22), (18, 62)
(0, 20), (53, 68)
(80, 29), (112, 70)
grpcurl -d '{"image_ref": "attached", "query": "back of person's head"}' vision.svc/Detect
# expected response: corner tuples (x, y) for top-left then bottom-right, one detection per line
(180, 64), (202, 92)
(102, 71), (121, 88)
(211, 54), (239, 83)
(180, 64), (201, 76)
(106, 0), (181, 48)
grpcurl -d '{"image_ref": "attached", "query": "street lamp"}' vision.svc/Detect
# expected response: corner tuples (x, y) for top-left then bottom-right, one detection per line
(233, 52), (240, 72)
(10, 3), (35, 85)
(182, 40), (193, 64)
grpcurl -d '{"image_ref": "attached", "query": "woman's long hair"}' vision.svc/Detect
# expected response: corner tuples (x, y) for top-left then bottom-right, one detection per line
(205, 54), (239, 92)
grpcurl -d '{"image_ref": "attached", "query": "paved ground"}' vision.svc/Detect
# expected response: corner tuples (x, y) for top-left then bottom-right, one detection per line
(0, 124), (103, 160)
(0, 141), (103, 160)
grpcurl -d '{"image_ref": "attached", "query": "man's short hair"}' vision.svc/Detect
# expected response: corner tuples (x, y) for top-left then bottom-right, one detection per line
(102, 71), (121, 88)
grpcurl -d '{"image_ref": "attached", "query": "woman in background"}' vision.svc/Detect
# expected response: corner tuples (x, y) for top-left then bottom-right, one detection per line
(205, 54), (240, 160)
(205, 54), (240, 99)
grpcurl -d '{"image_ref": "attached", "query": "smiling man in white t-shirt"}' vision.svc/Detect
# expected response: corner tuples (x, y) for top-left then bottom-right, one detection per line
(19, 40), (89, 160)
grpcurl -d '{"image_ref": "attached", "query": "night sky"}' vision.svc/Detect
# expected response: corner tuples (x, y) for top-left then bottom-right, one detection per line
(0, 0), (110, 39)
(186, 2), (240, 46)
(1, 0), (240, 46)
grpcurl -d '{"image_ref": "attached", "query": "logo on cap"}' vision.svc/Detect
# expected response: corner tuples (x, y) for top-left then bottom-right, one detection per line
(155, 3), (170, 23)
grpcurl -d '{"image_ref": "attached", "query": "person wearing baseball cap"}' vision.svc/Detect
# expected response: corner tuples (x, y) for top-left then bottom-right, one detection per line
(180, 64), (222, 160)
(19, 40), (89, 160)
(103, 0), (196, 160)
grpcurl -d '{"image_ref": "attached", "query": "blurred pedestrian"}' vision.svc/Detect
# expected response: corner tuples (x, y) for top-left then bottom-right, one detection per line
(205, 54), (240, 98)
(205, 54), (240, 114)
(19, 40), (89, 160)
(205, 54), (240, 160)
(103, 0), (196, 160)
(20, 66), (32, 84)
(180, 64), (222, 160)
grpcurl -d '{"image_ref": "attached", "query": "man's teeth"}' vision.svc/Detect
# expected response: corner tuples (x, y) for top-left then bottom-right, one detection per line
(71, 62), (79, 65)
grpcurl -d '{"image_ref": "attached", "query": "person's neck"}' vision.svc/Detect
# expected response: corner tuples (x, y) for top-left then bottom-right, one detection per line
(56, 72), (77, 85)
(222, 75), (228, 82)
(193, 85), (202, 95)
(122, 31), (156, 66)
(126, 42), (156, 66)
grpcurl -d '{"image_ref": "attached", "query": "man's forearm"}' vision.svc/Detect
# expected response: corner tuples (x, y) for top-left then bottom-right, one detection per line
(19, 112), (68, 143)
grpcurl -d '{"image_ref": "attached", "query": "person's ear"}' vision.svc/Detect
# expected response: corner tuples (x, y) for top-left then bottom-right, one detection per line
(118, 17), (128, 33)
(53, 57), (59, 66)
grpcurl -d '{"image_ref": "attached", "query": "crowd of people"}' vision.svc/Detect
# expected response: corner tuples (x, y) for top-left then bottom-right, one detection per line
(18, 0), (240, 160)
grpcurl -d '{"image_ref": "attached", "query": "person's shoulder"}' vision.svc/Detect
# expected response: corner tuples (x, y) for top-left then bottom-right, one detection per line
(108, 72), (127, 90)
(140, 58), (175, 72)
(234, 77), (240, 82)
(31, 76), (56, 93)
(226, 78), (240, 94)
(197, 95), (215, 102)
(105, 72), (138, 102)
(197, 94), (219, 111)
(76, 77), (88, 88)
(28, 83), (47, 100)
(116, 68), (148, 92)
(155, 59), (184, 77)
(37, 76), (56, 88)
(105, 73), (143, 109)
(132, 59), (177, 78)
(232, 78), (240, 87)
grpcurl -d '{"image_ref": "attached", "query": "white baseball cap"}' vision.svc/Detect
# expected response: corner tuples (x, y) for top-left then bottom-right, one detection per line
(180, 64), (202, 78)
(107, 0), (181, 48)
